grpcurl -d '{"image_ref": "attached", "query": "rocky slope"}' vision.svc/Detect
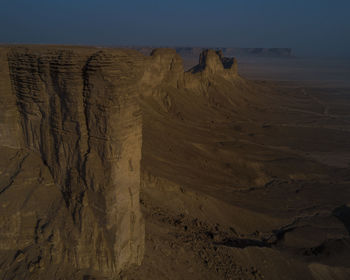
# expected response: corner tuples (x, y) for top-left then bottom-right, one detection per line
(130, 51), (350, 279)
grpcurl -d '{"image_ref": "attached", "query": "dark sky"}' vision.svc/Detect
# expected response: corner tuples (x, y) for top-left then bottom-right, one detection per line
(1, 0), (349, 57)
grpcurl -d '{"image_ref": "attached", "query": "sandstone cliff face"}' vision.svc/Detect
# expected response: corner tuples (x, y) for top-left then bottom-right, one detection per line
(0, 48), (22, 148)
(1, 46), (147, 279)
(0, 46), (238, 279)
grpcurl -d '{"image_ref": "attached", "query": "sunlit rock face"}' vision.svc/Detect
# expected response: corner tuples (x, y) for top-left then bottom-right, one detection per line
(0, 46), (146, 279)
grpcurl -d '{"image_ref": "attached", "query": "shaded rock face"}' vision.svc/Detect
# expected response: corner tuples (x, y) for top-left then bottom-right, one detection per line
(0, 46), (238, 279)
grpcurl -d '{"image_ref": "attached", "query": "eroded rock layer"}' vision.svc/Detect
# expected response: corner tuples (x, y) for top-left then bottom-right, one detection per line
(0, 46), (148, 279)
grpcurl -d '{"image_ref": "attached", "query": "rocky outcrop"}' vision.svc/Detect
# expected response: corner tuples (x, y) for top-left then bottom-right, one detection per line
(141, 48), (184, 90)
(190, 49), (238, 76)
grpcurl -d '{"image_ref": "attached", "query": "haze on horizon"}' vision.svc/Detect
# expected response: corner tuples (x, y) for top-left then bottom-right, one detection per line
(1, 0), (350, 57)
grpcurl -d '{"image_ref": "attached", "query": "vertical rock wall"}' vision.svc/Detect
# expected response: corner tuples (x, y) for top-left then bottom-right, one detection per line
(1, 47), (146, 277)
(0, 48), (22, 148)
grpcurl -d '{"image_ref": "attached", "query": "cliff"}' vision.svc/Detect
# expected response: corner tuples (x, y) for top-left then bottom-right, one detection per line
(0, 46), (147, 279)
(0, 46), (238, 279)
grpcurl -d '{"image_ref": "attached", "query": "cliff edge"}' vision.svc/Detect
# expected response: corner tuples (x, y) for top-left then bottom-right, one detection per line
(0, 46), (238, 279)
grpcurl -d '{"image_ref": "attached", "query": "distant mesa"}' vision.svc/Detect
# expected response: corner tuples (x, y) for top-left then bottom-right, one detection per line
(130, 46), (293, 58)
(130, 46), (291, 71)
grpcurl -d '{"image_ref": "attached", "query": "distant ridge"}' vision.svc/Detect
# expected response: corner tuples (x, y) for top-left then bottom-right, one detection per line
(127, 46), (293, 58)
